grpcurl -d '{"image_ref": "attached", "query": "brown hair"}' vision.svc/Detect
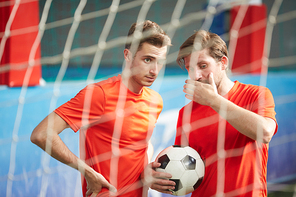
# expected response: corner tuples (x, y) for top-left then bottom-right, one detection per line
(125, 20), (171, 53)
(177, 30), (228, 68)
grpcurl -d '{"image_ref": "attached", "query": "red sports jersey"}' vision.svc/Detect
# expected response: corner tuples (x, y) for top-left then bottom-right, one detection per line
(175, 81), (277, 197)
(55, 75), (163, 197)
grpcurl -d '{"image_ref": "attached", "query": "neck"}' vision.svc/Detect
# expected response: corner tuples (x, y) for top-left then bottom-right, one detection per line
(216, 75), (234, 96)
(121, 70), (143, 94)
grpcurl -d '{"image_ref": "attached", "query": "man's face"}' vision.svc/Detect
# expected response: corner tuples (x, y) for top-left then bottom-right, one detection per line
(184, 48), (223, 85)
(127, 42), (167, 88)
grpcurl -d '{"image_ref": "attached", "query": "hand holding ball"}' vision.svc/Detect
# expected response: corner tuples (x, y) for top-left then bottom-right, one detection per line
(155, 145), (205, 196)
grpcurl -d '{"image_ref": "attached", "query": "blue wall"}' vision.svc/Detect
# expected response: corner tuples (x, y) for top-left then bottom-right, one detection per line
(0, 72), (295, 196)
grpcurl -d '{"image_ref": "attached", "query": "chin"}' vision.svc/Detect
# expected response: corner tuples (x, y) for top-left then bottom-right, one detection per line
(143, 82), (153, 87)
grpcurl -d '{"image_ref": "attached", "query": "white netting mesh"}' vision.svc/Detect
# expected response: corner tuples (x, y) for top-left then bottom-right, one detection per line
(1, 0), (296, 197)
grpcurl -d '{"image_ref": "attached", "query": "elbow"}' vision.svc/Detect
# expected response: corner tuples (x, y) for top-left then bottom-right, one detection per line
(262, 135), (272, 144)
(261, 127), (275, 144)
(262, 119), (277, 144)
(30, 128), (46, 148)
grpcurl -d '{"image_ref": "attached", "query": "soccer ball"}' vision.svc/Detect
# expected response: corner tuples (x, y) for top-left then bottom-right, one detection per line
(155, 145), (205, 196)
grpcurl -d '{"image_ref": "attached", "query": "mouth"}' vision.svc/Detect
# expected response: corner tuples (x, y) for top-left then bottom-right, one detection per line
(197, 79), (209, 84)
(146, 76), (156, 82)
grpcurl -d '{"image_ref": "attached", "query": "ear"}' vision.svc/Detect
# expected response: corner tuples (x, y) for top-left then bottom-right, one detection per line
(124, 49), (132, 62)
(220, 56), (228, 70)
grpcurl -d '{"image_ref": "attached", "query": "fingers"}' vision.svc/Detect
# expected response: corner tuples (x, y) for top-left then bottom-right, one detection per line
(86, 188), (98, 197)
(100, 180), (117, 194)
(151, 179), (176, 194)
(152, 185), (175, 195)
(151, 162), (172, 179)
(85, 173), (117, 197)
(208, 72), (214, 86)
(107, 184), (117, 193)
(208, 72), (217, 94)
(142, 162), (176, 193)
(150, 161), (161, 169)
(185, 79), (195, 84)
(183, 83), (195, 91)
(154, 171), (173, 180)
(86, 189), (92, 197)
(183, 82), (195, 101)
(184, 73), (217, 99)
(90, 192), (98, 197)
(183, 80), (195, 94)
(86, 184), (117, 197)
(184, 94), (193, 101)
(184, 79), (200, 94)
(142, 162), (172, 184)
(153, 177), (175, 186)
(152, 168), (175, 190)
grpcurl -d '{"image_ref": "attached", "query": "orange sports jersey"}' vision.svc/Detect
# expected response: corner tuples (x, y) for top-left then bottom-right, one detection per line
(175, 81), (277, 197)
(55, 75), (163, 197)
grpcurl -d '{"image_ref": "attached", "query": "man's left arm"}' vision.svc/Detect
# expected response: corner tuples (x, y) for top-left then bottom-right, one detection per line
(210, 96), (277, 144)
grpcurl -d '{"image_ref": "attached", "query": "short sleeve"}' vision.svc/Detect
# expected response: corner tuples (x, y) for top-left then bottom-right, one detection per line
(258, 87), (278, 134)
(55, 84), (105, 132)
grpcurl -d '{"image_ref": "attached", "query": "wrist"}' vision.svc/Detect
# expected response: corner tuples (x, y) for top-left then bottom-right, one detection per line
(210, 95), (230, 119)
(209, 94), (228, 113)
(76, 159), (95, 177)
(209, 93), (220, 108)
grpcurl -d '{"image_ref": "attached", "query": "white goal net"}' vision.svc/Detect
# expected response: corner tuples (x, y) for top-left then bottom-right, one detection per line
(1, 0), (296, 197)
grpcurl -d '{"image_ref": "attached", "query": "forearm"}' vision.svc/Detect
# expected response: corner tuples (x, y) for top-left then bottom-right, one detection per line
(31, 112), (117, 195)
(48, 134), (90, 172)
(33, 129), (92, 175)
(31, 112), (93, 175)
(210, 95), (276, 143)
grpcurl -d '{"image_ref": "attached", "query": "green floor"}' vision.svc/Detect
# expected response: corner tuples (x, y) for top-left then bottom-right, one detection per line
(268, 183), (296, 197)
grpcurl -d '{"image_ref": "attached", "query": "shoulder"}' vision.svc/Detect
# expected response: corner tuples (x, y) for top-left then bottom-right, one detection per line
(235, 81), (259, 91)
(89, 75), (121, 93)
(95, 75), (121, 88)
(230, 81), (275, 106)
(72, 75), (121, 101)
(143, 87), (163, 102)
(233, 81), (272, 96)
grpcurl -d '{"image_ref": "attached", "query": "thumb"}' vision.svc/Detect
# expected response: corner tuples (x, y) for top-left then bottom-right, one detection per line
(106, 183), (117, 193)
(208, 72), (217, 94)
(98, 173), (117, 193)
(151, 161), (161, 169)
(90, 192), (98, 197)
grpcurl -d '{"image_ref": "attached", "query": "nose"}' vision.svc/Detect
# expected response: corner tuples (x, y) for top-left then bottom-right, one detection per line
(149, 62), (161, 75)
(189, 67), (202, 81)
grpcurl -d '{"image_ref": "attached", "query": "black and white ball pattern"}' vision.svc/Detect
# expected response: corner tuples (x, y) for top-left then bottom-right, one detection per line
(155, 145), (205, 196)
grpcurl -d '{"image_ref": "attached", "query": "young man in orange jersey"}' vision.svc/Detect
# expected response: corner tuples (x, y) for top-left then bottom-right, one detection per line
(174, 30), (278, 196)
(30, 20), (176, 197)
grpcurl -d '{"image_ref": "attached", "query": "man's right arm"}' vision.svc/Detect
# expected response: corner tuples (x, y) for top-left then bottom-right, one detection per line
(30, 112), (117, 196)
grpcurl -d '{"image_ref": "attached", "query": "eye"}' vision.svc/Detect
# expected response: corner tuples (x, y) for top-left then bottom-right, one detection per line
(144, 58), (151, 63)
(200, 64), (207, 69)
